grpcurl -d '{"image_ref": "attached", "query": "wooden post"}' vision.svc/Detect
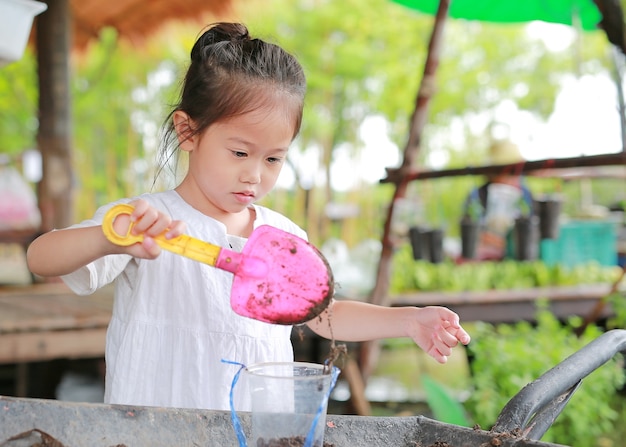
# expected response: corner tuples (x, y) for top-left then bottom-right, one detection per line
(36, 0), (74, 232)
(359, 0), (451, 384)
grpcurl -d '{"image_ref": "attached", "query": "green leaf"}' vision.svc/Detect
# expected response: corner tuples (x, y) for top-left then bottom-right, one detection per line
(421, 373), (471, 427)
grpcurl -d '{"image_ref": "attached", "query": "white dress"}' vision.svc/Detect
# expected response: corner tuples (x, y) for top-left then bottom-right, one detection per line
(61, 190), (306, 410)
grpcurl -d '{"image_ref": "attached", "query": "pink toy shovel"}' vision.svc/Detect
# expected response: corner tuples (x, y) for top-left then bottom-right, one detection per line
(102, 203), (334, 325)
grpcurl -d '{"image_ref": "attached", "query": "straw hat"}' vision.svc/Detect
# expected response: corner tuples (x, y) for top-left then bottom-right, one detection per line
(488, 139), (524, 165)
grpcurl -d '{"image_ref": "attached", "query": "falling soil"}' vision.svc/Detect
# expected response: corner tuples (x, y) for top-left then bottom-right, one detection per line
(271, 304), (343, 447)
(315, 299), (347, 373)
(295, 299), (347, 373)
(255, 436), (334, 447)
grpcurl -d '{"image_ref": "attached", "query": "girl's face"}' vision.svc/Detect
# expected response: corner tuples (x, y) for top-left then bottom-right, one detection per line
(174, 105), (295, 221)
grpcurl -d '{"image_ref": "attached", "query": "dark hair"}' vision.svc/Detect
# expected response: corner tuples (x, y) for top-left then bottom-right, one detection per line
(158, 22), (306, 175)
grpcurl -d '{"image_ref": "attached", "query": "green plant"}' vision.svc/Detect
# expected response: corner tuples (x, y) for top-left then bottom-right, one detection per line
(517, 195), (532, 218)
(464, 307), (626, 446)
(465, 196), (483, 223)
(607, 288), (626, 330)
(389, 245), (623, 294)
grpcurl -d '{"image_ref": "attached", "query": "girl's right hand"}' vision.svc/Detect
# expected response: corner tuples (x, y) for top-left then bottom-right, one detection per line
(110, 199), (187, 259)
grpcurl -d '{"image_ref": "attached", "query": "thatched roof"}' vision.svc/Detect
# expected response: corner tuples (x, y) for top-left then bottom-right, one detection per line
(71, 0), (235, 48)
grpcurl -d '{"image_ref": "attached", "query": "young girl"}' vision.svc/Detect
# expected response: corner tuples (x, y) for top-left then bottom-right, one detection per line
(27, 22), (470, 411)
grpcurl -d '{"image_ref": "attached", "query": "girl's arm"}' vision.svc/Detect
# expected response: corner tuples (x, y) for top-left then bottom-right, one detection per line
(306, 300), (471, 364)
(27, 225), (119, 277)
(27, 199), (186, 278)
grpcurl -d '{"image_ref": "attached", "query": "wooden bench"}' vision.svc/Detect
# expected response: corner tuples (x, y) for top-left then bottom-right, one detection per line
(0, 282), (113, 396)
(0, 229), (41, 283)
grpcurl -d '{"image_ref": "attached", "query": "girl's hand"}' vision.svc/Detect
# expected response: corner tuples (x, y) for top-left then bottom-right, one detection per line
(110, 199), (187, 259)
(406, 306), (471, 364)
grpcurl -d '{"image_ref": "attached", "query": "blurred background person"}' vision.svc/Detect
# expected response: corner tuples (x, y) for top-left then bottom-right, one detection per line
(462, 137), (535, 260)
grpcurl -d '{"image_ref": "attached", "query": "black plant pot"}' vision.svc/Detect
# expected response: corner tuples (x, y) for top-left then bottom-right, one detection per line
(425, 228), (444, 264)
(537, 197), (562, 240)
(514, 216), (540, 261)
(460, 219), (480, 260)
(408, 226), (426, 261)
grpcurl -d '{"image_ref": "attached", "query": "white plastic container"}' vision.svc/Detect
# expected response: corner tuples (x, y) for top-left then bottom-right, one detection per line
(0, 0), (48, 67)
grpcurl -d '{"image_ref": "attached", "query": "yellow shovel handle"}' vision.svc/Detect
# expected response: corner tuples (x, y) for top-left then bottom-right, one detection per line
(102, 203), (221, 266)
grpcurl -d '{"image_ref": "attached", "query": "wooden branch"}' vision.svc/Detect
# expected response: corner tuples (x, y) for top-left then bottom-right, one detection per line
(361, 0), (452, 387)
(381, 152), (626, 183)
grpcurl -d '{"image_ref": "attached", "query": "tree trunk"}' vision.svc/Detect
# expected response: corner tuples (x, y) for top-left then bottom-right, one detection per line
(36, 0), (73, 232)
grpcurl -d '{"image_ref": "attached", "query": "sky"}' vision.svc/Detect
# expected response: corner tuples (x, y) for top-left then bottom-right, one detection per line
(276, 115), (401, 192)
(508, 73), (623, 161)
(504, 22), (624, 162)
(278, 21), (625, 192)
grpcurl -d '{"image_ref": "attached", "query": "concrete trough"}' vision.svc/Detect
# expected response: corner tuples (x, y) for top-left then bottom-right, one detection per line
(3, 329), (625, 447)
(0, 396), (561, 447)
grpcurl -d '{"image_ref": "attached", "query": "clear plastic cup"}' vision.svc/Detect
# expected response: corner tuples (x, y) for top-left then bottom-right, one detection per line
(243, 362), (339, 447)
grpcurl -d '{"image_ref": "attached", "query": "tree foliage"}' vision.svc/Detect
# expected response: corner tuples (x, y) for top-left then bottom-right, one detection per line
(0, 1), (617, 242)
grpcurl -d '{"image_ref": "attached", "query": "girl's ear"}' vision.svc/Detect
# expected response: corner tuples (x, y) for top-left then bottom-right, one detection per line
(173, 111), (196, 152)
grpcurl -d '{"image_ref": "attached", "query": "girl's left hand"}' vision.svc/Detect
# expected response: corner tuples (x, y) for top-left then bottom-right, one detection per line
(406, 306), (471, 364)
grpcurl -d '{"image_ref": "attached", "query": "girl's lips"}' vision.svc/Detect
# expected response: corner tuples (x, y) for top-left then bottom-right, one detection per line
(233, 192), (255, 204)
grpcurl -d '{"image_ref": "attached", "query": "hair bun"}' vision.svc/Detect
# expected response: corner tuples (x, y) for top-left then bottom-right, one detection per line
(203, 23), (249, 46)
(191, 23), (250, 62)
(208, 22), (249, 43)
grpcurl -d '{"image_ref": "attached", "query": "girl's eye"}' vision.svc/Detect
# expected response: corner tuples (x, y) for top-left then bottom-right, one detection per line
(232, 151), (247, 158)
(267, 157), (283, 164)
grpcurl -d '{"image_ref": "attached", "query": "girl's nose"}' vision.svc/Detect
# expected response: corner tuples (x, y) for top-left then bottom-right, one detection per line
(241, 162), (262, 184)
